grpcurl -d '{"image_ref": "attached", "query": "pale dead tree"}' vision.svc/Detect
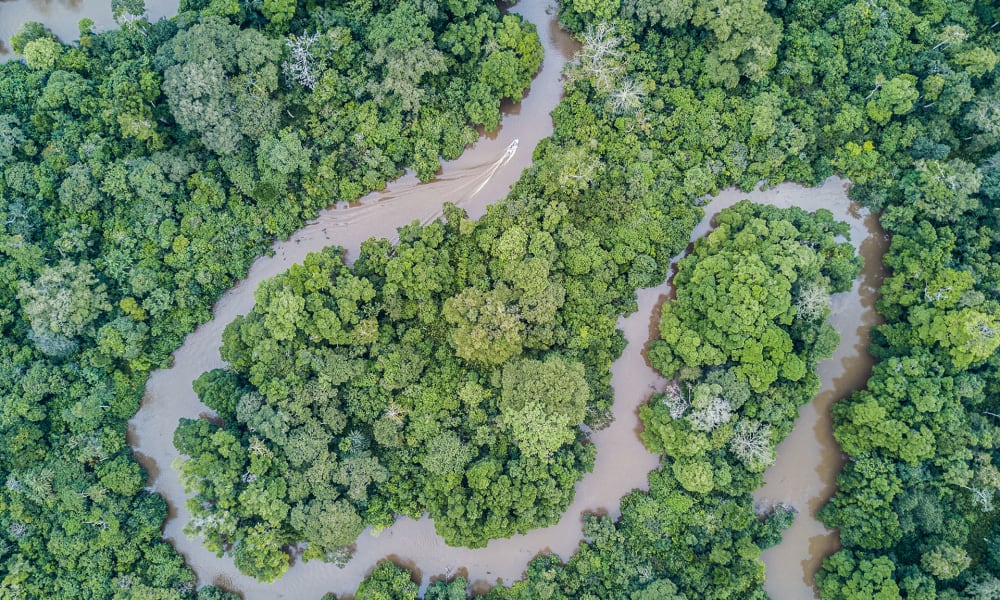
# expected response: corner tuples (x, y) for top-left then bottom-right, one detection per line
(571, 22), (626, 93)
(962, 463), (1000, 511)
(8, 522), (28, 539)
(610, 77), (644, 114)
(688, 395), (733, 432)
(346, 429), (370, 455)
(240, 471), (258, 484)
(729, 420), (774, 468)
(924, 284), (954, 303)
(796, 282), (830, 321)
(660, 382), (690, 419)
(969, 487), (996, 511)
(4, 475), (23, 494)
(283, 33), (321, 90)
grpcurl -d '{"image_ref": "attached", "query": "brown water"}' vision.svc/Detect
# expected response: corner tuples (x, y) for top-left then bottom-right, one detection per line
(127, 3), (600, 598)
(0, 0), (179, 58)
(645, 179), (887, 600)
(2, 1), (888, 595)
(740, 180), (888, 600)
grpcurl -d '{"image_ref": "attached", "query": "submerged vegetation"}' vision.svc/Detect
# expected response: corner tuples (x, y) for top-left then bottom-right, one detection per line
(0, 0), (998, 597)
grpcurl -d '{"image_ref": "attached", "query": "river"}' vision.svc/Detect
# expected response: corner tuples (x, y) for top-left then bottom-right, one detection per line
(750, 181), (888, 599)
(643, 179), (887, 599)
(0, 0), (178, 57)
(127, 2), (595, 598)
(1, 1), (888, 598)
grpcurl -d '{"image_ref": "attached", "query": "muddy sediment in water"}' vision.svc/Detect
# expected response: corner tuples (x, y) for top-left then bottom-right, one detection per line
(645, 179), (887, 599)
(0, 0), (179, 59)
(128, 3), (596, 598)
(2, 1), (888, 596)
(654, 178), (888, 600)
(741, 181), (888, 600)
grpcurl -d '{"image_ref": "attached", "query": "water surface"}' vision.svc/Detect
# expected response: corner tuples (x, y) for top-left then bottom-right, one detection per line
(0, 0), (179, 58)
(1, 2), (888, 596)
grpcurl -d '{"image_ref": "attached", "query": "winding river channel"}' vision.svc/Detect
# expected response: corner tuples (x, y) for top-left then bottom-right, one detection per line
(1, 1), (889, 598)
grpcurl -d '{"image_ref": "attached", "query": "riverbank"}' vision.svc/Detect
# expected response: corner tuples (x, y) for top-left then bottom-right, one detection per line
(127, 3), (586, 597)
(0, 0), (179, 60)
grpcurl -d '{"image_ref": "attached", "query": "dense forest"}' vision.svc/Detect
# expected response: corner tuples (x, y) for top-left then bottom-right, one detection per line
(334, 0), (1000, 596)
(0, 0), (540, 596)
(478, 201), (861, 600)
(1, 0), (998, 598)
(174, 0), (860, 588)
(537, 0), (1000, 597)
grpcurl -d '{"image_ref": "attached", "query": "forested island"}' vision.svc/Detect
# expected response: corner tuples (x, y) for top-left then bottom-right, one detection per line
(0, 0), (998, 599)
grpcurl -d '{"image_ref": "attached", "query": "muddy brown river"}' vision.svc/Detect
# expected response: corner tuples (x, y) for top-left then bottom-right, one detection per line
(2, 2), (888, 598)
(712, 180), (888, 600)
(0, 0), (178, 57)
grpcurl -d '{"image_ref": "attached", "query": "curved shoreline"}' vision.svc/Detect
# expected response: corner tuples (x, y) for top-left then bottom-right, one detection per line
(127, 3), (588, 598)
(0, 1), (889, 596)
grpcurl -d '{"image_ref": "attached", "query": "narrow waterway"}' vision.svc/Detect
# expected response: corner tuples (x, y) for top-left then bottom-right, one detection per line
(1, 2), (889, 597)
(738, 180), (888, 600)
(0, 0), (178, 58)
(128, 3), (595, 598)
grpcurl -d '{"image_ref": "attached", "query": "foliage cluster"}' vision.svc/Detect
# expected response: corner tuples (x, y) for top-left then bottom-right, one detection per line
(348, 0), (1000, 596)
(0, 0), (539, 596)
(176, 0), (857, 588)
(542, 0), (1000, 596)
(480, 202), (859, 600)
(2, 0), (999, 594)
(785, 0), (1000, 596)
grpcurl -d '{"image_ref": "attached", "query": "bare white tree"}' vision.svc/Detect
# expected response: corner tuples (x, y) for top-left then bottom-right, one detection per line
(610, 77), (644, 114)
(570, 23), (625, 93)
(660, 382), (690, 419)
(729, 420), (774, 468)
(965, 575), (1000, 599)
(970, 487), (996, 512)
(283, 33), (321, 90)
(4, 475), (23, 494)
(795, 282), (830, 321)
(8, 522), (28, 539)
(688, 395), (733, 432)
